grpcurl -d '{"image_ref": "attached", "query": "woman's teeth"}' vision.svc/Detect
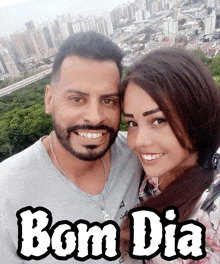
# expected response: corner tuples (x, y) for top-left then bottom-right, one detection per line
(142, 153), (163, 161)
(78, 132), (103, 139)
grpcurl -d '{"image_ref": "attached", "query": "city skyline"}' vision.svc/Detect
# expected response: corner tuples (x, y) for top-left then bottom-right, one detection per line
(0, 0), (133, 37)
(1, 0), (219, 81)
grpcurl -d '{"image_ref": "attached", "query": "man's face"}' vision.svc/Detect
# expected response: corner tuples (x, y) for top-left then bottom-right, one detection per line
(45, 55), (121, 161)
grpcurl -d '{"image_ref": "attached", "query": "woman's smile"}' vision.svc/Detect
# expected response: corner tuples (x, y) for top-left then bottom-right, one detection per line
(141, 153), (164, 162)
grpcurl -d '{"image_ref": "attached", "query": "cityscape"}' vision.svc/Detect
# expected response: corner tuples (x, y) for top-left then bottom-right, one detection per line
(0, 0), (219, 81)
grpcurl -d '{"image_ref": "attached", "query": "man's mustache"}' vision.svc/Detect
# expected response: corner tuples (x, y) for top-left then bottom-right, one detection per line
(67, 124), (115, 134)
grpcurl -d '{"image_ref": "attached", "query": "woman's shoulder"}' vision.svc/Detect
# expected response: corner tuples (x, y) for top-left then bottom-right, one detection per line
(198, 172), (220, 214)
(195, 171), (220, 224)
(143, 173), (220, 264)
(194, 172), (220, 261)
(202, 172), (220, 206)
(139, 175), (161, 202)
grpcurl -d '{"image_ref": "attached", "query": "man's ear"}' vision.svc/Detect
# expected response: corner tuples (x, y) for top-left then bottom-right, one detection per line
(45, 85), (53, 114)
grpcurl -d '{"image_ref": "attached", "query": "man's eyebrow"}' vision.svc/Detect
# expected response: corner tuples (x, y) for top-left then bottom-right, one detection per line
(123, 108), (160, 118)
(64, 90), (119, 98)
(143, 107), (160, 117)
(100, 93), (120, 98)
(65, 89), (89, 96)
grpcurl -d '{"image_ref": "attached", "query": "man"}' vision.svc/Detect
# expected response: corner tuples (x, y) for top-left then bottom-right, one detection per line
(0, 31), (142, 263)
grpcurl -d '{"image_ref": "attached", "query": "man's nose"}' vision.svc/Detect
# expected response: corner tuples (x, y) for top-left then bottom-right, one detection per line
(83, 101), (104, 125)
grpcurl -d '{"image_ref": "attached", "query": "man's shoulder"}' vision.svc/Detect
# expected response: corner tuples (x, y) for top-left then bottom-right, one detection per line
(0, 139), (44, 176)
(0, 139), (50, 203)
(113, 131), (139, 161)
(114, 131), (128, 148)
(109, 131), (142, 190)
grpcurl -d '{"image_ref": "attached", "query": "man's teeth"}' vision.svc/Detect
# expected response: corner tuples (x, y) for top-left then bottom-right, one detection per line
(142, 153), (163, 161)
(78, 132), (103, 139)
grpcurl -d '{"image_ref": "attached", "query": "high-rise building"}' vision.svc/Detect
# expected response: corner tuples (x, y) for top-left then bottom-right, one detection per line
(0, 59), (7, 75)
(67, 22), (74, 35)
(25, 21), (36, 31)
(207, 0), (215, 7)
(27, 29), (49, 58)
(70, 21), (82, 33)
(110, 9), (120, 26)
(42, 22), (57, 50)
(0, 46), (8, 75)
(104, 13), (114, 36)
(110, 3), (131, 26)
(168, 0), (177, 9)
(151, 2), (159, 14)
(127, 3), (135, 20)
(0, 47), (20, 78)
(205, 11), (216, 34)
(135, 10), (144, 21)
(146, 0), (154, 11)
(163, 19), (178, 37)
(161, 0), (168, 10)
(70, 14), (114, 36)
(80, 19), (91, 33)
(87, 17), (97, 32)
(144, 11), (151, 20)
(134, 0), (143, 10)
(0, 37), (8, 49)
(0, 37), (17, 60)
(141, 0), (147, 11)
(10, 33), (29, 61)
(54, 17), (70, 41)
(95, 17), (108, 35)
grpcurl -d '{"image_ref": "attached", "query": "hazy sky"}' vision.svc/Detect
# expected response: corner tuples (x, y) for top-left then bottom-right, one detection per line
(0, 0), (27, 6)
(0, 0), (132, 37)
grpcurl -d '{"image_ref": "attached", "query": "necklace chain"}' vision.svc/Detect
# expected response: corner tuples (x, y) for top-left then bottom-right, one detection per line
(49, 132), (110, 221)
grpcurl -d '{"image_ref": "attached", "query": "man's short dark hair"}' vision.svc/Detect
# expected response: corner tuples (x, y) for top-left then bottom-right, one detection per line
(51, 31), (124, 84)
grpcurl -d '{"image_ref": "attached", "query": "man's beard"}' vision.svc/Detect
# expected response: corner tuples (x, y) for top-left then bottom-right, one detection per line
(52, 119), (118, 161)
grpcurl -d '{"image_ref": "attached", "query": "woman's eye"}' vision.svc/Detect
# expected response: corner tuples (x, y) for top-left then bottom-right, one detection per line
(127, 121), (137, 127)
(153, 118), (165, 125)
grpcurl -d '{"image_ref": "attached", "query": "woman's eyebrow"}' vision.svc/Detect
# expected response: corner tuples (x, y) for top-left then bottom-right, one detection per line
(123, 113), (134, 118)
(123, 107), (160, 118)
(143, 107), (160, 117)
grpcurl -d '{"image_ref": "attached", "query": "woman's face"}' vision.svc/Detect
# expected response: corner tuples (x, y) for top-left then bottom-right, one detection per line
(123, 82), (198, 190)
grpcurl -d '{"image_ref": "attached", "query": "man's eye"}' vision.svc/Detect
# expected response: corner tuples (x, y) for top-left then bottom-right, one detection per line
(153, 118), (165, 125)
(72, 97), (82, 103)
(103, 99), (113, 105)
(127, 121), (137, 127)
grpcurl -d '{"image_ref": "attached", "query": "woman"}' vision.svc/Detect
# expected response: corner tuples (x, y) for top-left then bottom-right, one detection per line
(119, 48), (220, 263)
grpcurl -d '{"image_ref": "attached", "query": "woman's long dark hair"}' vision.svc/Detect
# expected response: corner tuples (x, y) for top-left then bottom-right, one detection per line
(120, 48), (220, 251)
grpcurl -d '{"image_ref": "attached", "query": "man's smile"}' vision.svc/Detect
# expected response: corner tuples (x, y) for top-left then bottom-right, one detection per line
(77, 132), (104, 139)
(72, 130), (109, 145)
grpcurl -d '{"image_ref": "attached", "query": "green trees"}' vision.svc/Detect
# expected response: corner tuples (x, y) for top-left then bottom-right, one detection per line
(120, 114), (128, 132)
(193, 50), (212, 67)
(193, 50), (220, 81)
(42, 58), (52, 64)
(0, 75), (52, 162)
(0, 105), (53, 161)
(208, 55), (220, 77)
(122, 66), (129, 79)
(193, 50), (220, 77)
